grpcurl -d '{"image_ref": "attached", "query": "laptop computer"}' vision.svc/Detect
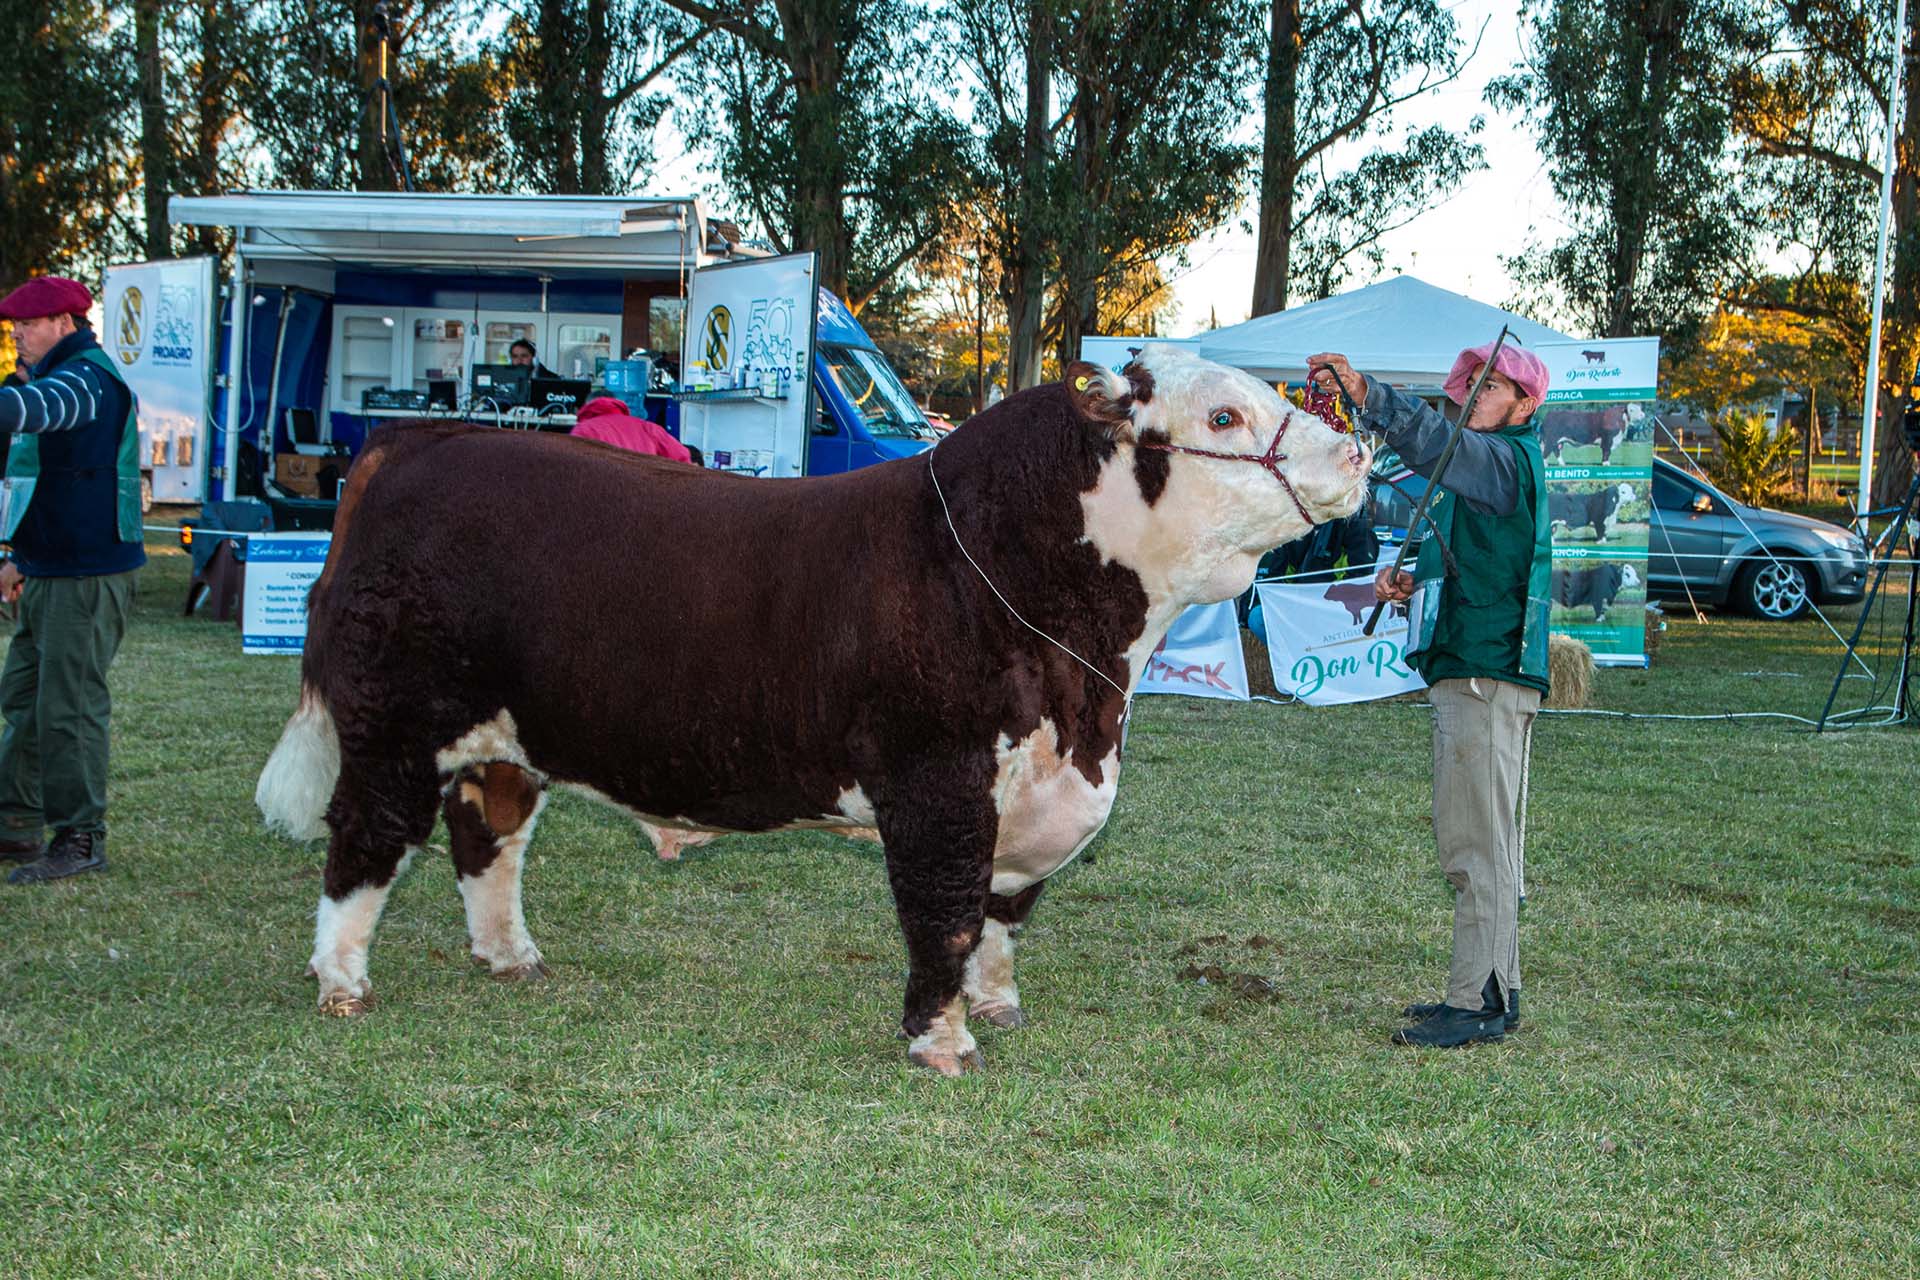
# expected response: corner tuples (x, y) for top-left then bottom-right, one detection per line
(530, 377), (592, 414)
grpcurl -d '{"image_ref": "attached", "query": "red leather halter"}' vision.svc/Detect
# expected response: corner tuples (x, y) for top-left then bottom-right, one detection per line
(1133, 415), (1318, 527)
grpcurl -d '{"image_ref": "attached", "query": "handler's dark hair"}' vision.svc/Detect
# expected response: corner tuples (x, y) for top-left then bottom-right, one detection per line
(510, 338), (536, 357)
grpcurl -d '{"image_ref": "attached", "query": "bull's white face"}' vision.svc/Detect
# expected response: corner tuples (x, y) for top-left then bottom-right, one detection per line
(1078, 345), (1372, 621)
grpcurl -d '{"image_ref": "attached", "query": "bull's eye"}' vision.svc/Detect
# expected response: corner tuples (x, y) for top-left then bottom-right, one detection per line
(1210, 410), (1236, 431)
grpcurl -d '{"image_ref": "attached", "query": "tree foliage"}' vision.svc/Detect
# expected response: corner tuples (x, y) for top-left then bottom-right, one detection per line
(1724, 0), (1918, 502)
(0, 0), (137, 290)
(1250, 0), (1485, 314)
(1488, 0), (1758, 345)
(665, 0), (975, 307)
(1705, 406), (1799, 505)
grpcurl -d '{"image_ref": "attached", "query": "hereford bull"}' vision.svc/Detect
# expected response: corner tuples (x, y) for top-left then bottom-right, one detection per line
(1548, 481), (1637, 540)
(1544, 406), (1631, 464)
(255, 345), (1371, 1076)
(1552, 562), (1641, 623)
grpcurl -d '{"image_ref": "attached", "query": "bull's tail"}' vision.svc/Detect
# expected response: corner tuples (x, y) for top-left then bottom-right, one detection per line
(256, 687), (340, 841)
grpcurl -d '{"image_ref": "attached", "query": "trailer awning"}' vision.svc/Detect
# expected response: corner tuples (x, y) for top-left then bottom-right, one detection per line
(168, 191), (754, 273)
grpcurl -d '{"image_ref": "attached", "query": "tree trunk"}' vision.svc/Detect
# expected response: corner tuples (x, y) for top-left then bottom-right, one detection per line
(1874, 0), (1920, 503)
(192, 0), (227, 257)
(356, 0), (395, 191)
(1803, 383), (1815, 499)
(137, 0), (171, 259)
(1605, 0), (1687, 338)
(1250, 0), (1299, 317)
(579, 0), (612, 194)
(784, 14), (850, 300)
(1006, 0), (1051, 390)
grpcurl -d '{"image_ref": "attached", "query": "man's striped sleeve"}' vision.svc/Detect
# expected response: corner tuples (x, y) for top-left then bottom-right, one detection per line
(0, 365), (103, 435)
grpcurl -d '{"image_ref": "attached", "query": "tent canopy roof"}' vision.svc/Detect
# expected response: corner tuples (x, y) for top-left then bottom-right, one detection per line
(1194, 275), (1575, 391)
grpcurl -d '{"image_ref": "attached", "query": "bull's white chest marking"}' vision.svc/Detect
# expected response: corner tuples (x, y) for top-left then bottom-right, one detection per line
(989, 720), (1119, 895)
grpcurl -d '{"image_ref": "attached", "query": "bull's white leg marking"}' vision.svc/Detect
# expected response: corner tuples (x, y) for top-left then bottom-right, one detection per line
(458, 791), (550, 979)
(907, 995), (982, 1077)
(963, 919), (1025, 1028)
(989, 721), (1119, 895)
(435, 710), (531, 775)
(310, 848), (416, 1015)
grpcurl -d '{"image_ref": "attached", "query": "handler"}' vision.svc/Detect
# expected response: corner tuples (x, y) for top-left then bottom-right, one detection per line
(1308, 343), (1551, 1048)
(0, 276), (146, 884)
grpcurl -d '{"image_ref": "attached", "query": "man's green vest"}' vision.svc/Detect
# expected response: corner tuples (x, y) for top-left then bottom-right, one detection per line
(2, 346), (144, 545)
(1403, 419), (1553, 694)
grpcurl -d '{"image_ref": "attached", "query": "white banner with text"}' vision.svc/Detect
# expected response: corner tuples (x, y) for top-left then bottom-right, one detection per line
(1255, 579), (1426, 705)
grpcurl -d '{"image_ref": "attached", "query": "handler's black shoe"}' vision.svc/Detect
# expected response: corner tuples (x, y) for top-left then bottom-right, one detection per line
(0, 833), (44, 863)
(1391, 1003), (1507, 1048)
(1403, 988), (1520, 1032)
(7, 830), (107, 884)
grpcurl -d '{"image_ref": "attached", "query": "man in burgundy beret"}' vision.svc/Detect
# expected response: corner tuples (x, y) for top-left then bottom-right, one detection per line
(0, 276), (146, 883)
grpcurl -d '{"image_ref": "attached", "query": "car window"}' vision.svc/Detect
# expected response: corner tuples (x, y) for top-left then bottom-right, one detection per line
(1652, 466), (1725, 513)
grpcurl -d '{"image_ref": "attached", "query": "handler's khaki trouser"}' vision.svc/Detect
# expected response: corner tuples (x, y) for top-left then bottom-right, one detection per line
(1428, 676), (1539, 1010)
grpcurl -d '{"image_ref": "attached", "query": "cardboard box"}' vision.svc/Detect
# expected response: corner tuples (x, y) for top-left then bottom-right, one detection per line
(274, 452), (331, 498)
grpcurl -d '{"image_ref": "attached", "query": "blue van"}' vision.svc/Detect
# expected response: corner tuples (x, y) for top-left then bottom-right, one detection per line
(805, 289), (939, 475)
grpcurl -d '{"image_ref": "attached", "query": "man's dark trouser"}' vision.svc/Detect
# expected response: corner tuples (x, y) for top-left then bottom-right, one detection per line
(0, 572), (135, 838)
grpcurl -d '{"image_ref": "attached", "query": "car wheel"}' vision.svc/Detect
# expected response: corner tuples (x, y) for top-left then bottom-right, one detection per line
(1738, 558), (1811, 621)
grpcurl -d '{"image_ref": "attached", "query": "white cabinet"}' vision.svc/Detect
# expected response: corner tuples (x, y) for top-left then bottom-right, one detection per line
(331, 305), (403, 413)
(548, 314), (617, 379)
(407, 314), (472, 393)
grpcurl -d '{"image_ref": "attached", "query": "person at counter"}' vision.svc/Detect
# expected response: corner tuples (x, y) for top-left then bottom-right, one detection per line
(509, 339), (556, 379)
(569, 396), (692, 463)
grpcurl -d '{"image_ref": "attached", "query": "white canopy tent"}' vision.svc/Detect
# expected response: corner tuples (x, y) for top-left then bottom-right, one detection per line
(1194, 275), (1575, 394)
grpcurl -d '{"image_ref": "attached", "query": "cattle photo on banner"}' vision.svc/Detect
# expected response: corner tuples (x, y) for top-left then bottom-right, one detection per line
(1135, 601), (1249, 701)
(678, 252), (818, 477)
(1536, 338), (1658, 667)
(101, 256), (218, 502)
(1254, 574), (1427, 705)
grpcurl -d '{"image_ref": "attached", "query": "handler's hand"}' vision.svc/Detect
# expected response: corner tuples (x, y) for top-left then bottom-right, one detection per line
(1375, 567), (1414, 603)
(1304, 352), (1369, 409)
(0, 563), (21, 605)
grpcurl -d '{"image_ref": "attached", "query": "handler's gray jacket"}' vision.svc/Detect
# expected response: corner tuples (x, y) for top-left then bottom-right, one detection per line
(1363, 376), (1523, 517)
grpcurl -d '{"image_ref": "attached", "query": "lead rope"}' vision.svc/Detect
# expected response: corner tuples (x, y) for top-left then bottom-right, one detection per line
(927, 446), (1133, 727)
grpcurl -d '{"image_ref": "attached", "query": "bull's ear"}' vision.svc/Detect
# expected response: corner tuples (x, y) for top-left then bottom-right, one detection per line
(1066, 361), (1135, 436)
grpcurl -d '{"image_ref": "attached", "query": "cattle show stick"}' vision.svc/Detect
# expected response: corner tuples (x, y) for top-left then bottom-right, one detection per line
(1362, 324), (1515, 637)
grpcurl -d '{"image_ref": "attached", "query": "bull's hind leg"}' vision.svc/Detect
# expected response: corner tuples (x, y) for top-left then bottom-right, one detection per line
(311, 758), (440, 1016)
(444, 763), (550, 980)
(965, 883), (1045, 1029)
(877, 770), (997, 1077)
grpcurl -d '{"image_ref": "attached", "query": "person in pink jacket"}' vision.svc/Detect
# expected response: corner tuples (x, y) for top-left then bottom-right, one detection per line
(568, 396), (694, 464)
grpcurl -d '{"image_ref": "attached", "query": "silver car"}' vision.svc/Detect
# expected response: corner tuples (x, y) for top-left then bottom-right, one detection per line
(1648, 458), (1869, 621)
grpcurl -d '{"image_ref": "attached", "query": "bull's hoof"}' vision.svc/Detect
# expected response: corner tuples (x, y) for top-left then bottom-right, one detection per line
(491, 959), (552, 982)
(971, 1000), (1026, 1029)
(908, 1044), (986, 1077)
(318, 991), (369, 1017)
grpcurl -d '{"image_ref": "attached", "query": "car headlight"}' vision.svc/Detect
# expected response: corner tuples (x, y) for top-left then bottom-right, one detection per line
(1812, 527), (1863, 554)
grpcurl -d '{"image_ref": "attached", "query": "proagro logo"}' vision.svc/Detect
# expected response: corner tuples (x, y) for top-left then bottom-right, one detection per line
(149, 284), (197, 365)
(701, 305), (733, 372)
(115, 287), (145, 366)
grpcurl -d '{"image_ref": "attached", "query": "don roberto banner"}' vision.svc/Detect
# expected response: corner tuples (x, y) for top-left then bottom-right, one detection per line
(1536, 337), (1660, 669)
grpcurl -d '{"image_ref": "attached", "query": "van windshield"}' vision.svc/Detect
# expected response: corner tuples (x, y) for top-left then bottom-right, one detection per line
(820, 343), (934, 439)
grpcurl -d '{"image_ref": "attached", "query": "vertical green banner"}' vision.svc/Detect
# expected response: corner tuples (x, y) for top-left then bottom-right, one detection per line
(1535, 338), (1660, 668)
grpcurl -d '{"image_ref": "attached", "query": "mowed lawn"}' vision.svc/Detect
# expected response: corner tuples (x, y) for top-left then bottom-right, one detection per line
(2, 541), (1916, 1279)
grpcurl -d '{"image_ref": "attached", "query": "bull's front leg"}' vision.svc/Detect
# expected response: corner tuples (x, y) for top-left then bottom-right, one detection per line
(876, 769), (997, 1077)
(965, 883), (1046, 1029)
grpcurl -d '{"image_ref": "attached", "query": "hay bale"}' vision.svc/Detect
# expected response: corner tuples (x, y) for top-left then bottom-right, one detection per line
(1643, 602), (1666, 661)
(1548, 633), (1595, 708)
(1240, 628), (1279, 698)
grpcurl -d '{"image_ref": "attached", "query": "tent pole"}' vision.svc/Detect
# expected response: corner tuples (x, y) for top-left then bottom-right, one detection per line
(222, 252), (249, 503)
(1857, 0), (1907, 523)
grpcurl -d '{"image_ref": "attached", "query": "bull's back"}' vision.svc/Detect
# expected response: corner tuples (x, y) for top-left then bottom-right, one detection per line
(306, 427), (931, 815)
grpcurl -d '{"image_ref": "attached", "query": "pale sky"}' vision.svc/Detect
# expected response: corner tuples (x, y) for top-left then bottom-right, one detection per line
(652, 0), (1560, 336)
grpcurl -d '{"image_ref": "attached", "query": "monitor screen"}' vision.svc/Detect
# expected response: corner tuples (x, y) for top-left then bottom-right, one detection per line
(470, 363), (531, 408)
(530, 377), (592, 414)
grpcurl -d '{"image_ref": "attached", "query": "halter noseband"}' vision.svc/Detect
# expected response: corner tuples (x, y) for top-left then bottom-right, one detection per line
(1133, 414), (1319, 526)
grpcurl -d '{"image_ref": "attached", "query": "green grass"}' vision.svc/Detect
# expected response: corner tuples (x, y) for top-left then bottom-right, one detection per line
(2, 544), (1917, 1278)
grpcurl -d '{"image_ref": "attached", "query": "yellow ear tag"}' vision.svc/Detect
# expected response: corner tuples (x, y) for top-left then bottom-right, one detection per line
(1074, 375), (1090, 391)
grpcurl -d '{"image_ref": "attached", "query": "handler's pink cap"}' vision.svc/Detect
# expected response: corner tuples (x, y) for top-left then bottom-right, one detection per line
(0, 276), (92, 321)
(1443, 341), (1548, 406)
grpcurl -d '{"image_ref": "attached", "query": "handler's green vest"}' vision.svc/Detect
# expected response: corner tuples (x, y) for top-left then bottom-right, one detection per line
(1403, 419), (1553, 694)
(2, 346), (144, 545)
